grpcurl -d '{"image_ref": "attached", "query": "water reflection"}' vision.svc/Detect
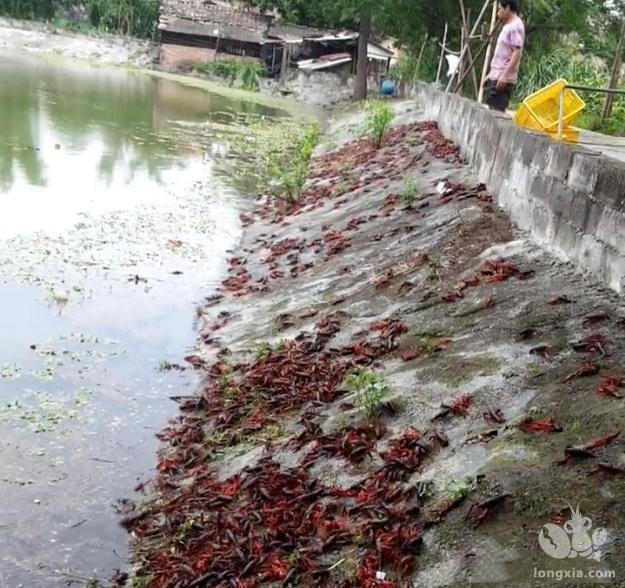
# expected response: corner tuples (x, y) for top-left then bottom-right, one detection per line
(0, 53), (294, 586)
(0, 53), (286, 236)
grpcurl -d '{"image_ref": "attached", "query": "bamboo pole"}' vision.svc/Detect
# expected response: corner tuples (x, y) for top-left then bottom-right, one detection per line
(459, 0), (480, 97)
(446, 0), (492, 92)
(459, 25), (466, 91)
(413, 32), (429, 84)
(478, 1), (498, 103)
(436, 22), (449, 84)
(453, 30), (497, 93)
(602, 18), (625, 122)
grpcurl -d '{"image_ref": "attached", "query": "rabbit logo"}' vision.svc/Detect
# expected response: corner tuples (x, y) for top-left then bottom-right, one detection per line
(539, 500), (608, 561)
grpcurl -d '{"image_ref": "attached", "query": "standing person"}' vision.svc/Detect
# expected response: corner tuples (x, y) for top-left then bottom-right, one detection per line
(484, 1), (525, 112)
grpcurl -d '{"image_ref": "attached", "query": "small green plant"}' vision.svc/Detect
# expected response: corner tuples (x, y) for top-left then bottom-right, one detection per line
(426, 258), (441, 283)
(239, 62), (268, 91)
(267, 123), (319, 203)
(442, 480), (470, 503)
(264, 424), (283, 440)
(418, 332), (441, 353)
(569, 419), (583, 433)
(222, 384), (239, 405)
(287, 549), (300, 567)
(343, 368), (391, 421)
(249, 388), (263, 407)
(157, 359), (173, 372)
(400, 177), (419, 208)
(253, 342), (272, 360)
(363, 99), (395, 149)
(174, 517), (196, 545)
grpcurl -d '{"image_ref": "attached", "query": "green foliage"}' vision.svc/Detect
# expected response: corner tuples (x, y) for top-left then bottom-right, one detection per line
(515, 46), (608, 108)
(442, 480), (470, 502)
(513, 45), (625, 135)
(264, 424), (283, 440)
(50, 17), (95, 33)
(157, 359), (173, 372)
(400, 177), (418, 207)
(253, 342), (272, 359)
(87, 0), (159, 38)
(0, 0), (57, 19)
(239, 61), (268, 91)
(193, 59), (267, 91)
(389, 42), (438, 85)
(174, 517), (196, 546)
(265, 122), (319, 202)
(0, 0), (158, 38)
(362, 98), (394, 149)
(343, 368), (391, 421)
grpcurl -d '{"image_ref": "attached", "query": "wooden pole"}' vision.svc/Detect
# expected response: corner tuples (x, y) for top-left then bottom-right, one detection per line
(436, 22), (448, 84)
(459, 23), (466, 92)
(453, 31), (496, 93)
(279, 43), (289, 86)
(215, 33), (221, 60)
(459, 0), (480, 97)
(413, 32), (429, 84)
(446, 0), (491, 92)
(478, 1), (498, 103)
(602, 18), (625, 121)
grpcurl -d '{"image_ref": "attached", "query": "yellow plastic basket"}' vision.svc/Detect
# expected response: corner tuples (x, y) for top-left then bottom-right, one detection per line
(513, 104), (580, 143)
(515, 79), (585, 132)
(513, 102), (543, 131)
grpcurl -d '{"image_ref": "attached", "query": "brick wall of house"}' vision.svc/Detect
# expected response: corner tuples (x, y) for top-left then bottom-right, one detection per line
(160, 43), (216, 67)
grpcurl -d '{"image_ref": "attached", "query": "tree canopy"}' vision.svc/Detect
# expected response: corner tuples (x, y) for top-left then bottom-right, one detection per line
(0, 0), (159, 37)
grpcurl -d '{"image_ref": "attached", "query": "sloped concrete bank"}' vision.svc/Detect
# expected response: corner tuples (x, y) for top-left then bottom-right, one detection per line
(411, 83), (625, 295)
(120, 103), (625, 588)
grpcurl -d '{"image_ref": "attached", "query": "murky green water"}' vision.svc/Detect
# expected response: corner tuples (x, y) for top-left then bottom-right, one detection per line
(0, 52), (292, 586)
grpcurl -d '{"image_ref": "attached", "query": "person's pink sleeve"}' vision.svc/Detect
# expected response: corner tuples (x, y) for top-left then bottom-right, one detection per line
(509, 26), (524, 49)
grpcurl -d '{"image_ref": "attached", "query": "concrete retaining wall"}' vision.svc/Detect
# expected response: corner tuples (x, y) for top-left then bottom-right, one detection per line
(410, 83), (625, 294)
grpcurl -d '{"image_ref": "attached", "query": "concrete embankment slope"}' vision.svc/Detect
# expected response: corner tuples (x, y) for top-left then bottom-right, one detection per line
(413, 83), (625, 295)
(121, 103), (625, 588)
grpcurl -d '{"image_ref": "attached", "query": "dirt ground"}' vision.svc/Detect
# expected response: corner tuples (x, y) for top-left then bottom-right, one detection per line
(120, 101), (625, 588)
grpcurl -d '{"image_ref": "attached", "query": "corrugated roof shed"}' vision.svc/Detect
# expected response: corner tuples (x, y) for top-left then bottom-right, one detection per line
(159, 16), (269, 44)
(161, 0), (271, 29)
(160, 0), (352, 44)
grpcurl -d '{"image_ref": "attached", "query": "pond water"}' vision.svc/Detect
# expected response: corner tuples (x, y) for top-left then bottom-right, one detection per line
(0, 52), (293, 586)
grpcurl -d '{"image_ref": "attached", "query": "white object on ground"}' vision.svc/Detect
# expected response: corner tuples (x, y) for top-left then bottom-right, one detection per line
(437, 181), (451, 196)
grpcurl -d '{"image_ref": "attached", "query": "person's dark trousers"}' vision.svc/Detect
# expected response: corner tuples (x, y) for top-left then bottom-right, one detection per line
(484, 79), (515, 112)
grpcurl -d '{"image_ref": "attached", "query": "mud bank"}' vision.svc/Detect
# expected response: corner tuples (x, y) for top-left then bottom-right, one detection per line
(0, 17), (155, 67)
(121, 101), (625, 587)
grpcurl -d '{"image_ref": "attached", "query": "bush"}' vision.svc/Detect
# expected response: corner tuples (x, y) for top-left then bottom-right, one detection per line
(266, 123), (319, 203)
(363, 99), (394, 149)
(400, 177), (419, 208)
(389, 43), (438, 85)
(193, 59), (267, 91)
(513, 47), (625, 136)
(343, 368), (391, 421)
(87, 0), (159, 38)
